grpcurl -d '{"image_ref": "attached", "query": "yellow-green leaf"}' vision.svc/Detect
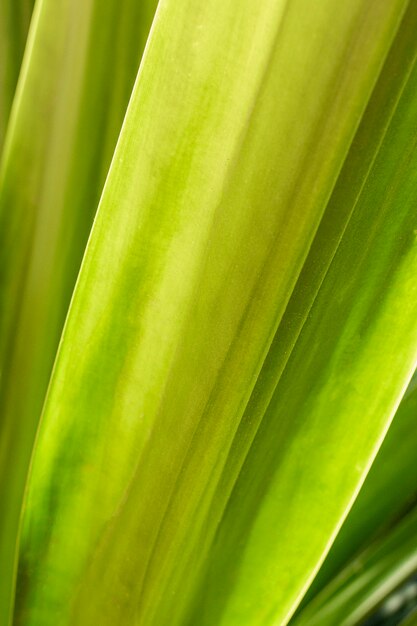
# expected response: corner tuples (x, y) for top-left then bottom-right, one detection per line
(0, 0), (157, 622)
(14, 1), (408, 625)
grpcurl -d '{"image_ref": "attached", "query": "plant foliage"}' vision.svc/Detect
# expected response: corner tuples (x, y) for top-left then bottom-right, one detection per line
(1, 1), (417, 626)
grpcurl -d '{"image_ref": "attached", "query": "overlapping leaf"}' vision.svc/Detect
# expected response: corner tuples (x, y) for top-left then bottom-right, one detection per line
(298, 380), (417, 612)
(13, 1), (410, 626)
(194, 12), (417, 622)
(0, 0), (158, 622)
(184, 4), (417, 623)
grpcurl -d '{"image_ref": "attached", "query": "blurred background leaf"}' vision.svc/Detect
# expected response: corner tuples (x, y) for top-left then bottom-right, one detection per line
(293, 503), (417, 625)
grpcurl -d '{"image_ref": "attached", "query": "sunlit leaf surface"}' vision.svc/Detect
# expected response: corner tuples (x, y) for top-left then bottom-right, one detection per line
(300, 382), (417, 611)
(13, 1), (410, 626)
(0, 0), (157, 622)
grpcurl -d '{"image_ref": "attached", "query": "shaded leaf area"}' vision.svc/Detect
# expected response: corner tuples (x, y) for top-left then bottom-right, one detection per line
(293, 507), (417, 626)
(363, 574), (417, 626)
(0, 0), (158, 622)
(399, 605), (417, 626)
(0, 0), (34, 150)
(14, 1), (409, 625)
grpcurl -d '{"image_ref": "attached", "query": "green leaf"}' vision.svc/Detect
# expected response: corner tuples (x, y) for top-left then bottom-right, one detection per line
(200, 13), (417, 619)
(0, 0), (34, 150)
(299, 378), (417, 609)
(184, 7), (417, 624)
(401, 607), (417, 625)
(0, 0), (157, 623)
(14, 1), (409, 625)
(292, 506), (417, 625)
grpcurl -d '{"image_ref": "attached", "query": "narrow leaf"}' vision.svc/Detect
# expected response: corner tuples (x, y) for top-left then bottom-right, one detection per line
(293, 507), (417, 626)
(0, 0), (34, 149)
(0, 0), (157, 622)
(301, 379), (417, 608)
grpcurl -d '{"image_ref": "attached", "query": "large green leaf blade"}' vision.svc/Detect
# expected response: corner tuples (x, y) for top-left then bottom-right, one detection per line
(14, 1), (409, 625)
(202, 2), (417, 581)
(0, 0), (158, 622)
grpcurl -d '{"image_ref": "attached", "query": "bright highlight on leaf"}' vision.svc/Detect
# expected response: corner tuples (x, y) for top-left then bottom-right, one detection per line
(2, 1), (417, 626)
